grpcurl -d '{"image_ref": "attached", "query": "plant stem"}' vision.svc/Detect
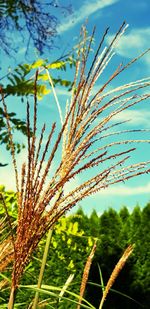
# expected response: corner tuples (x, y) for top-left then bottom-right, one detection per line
(45, 68), (63, 126)
(8, 286), (16, 309)
(32, 229), (53, 309)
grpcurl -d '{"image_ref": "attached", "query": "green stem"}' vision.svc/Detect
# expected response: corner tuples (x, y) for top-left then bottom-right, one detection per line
(32, 229), (53, 309)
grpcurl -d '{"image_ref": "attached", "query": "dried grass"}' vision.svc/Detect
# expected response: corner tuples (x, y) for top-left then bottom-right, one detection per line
(77, 240), (97, 309)
(99, 245), (134, 309)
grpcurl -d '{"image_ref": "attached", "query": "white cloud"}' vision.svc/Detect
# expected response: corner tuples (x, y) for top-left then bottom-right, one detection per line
(112, 109), (150, 127)
(56, 88), (71, 96)
(107, 28), (150, 65)
(98, 182), (150, 196)
(57, 0), (119, 34)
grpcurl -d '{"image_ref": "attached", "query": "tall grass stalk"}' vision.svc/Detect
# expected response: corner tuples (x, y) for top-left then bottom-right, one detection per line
(99, 245), (134, 309)
(32, 229), (53, 309)
(45, 68), (63, 126)
(8, 286), (15, 309)
(0, 22), (150, 307)
(77, 241), (97, 309)
(32, 62), (63, 309)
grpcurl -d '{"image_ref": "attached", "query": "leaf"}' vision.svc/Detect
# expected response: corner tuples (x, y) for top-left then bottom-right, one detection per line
(97, 264), (105, 293)
(32, 59), (46, 69)
(72, 222), (78, 235)
(88, 282), (143, 307)
(47, 61), (66, 70)
(0, 273), (11, 283)
(88, 237), (93, 247)
(20, 285), (95, 308)
(0, 163), (8, 167)
(38, 74), (49, 81)
(53, 78), (72, 87)
(19, 64), (31, 74)
(0, 304), (27, 308)
(37, 85), (51, 100)
(68, 260), (74, 269)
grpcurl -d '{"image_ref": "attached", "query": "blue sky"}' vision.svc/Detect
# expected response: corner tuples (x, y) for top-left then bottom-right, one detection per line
(0, 0), (150, 214)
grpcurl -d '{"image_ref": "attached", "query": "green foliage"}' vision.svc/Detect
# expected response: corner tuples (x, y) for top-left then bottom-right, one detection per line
(99, 208), (122, 254)
(130, 204), (150, 297)
(2, 62), (49, 98)
(89, 210), (99, 236)
(119, 207), (131, 248)
(0, 185), (17, 242)
(2, 56), (75, 99)
(0, 185), (17, 218)
(49, 217), (93, 275)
